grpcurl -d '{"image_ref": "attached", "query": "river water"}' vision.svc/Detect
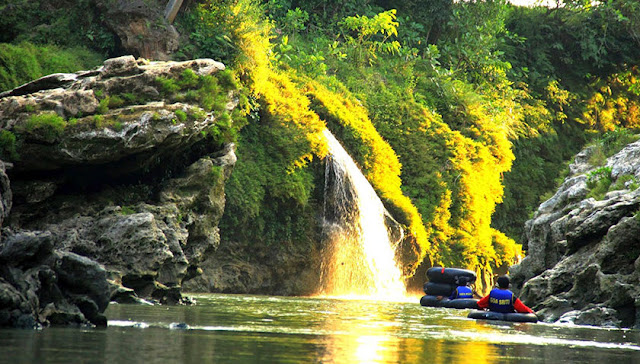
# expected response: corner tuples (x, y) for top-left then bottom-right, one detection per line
(1, 293), (639, 363)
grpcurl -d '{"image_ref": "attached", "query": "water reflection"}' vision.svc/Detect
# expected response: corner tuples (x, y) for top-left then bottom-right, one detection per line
(313, 298), (509, 364)
(2, 294), (640, 363)
(315, 300), (400, 363)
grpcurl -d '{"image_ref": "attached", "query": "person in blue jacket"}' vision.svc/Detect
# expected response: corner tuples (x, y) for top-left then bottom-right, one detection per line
(477, 275), (533, 313)
(449, 276), (474, 299)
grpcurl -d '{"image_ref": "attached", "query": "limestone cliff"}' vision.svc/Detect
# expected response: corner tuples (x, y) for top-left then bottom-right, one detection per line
(511, 140), (640, 328)
(0, 55), (238, 326)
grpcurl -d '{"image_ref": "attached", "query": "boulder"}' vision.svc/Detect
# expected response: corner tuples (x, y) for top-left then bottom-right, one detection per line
(0, 231), (111, 328)
(511, 138), (640, 329)
(95, 0), (180, 60)
(0, 56), (238, 305)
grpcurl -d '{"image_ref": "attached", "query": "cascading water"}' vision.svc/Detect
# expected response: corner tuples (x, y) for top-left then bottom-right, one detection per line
(319, 129), (406, 299)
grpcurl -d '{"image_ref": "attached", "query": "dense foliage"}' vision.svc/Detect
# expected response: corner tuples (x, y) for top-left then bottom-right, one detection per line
(0, 0), (117, 56)
(493, 0), (640, 240)
(3, 0), (640, 287)
(0, 42), (102, 92)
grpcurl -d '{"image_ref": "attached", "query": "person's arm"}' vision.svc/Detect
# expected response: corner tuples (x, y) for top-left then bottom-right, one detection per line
(476, 295), (489, 309)
(513, 298), (533, 313)
(449, 289), (457, 300)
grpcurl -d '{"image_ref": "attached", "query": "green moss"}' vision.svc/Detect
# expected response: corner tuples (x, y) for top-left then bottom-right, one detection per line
(155, 76), (180, 95)
(209, 165), (223, 182)
(108, 95), (125, 108)
(217, 69), (238, 90)
(0, 130), (19, 161)
(185, 89), (199, 102)
(179, 69), (199, 89)
(175, 109), (187, 122)
(121, 206), (136, 215)
(187, 107), (207, 121)
(92, 114), (104, 128)
(121, 93), (138, 103)
(24, 112), (67, 142)
(97, 98), (109, 114)
(111, 121), (124, 132)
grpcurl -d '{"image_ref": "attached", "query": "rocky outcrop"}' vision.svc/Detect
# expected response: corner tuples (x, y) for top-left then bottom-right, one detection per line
(510, 140), (640, 328)
(0, 231), (110, 328)
(0, 55), (239, 323)
(95, 0), (180, 60)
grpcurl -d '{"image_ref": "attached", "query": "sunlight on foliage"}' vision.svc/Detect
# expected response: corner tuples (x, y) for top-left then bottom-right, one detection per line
(339, 9), (401, 66)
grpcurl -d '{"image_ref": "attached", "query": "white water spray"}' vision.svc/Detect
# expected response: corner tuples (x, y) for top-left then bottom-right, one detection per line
(319, 129), (406, 300)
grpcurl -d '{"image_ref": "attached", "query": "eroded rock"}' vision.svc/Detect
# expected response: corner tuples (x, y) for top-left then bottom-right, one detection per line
(0, 231), (111, 328)
(1, 56), (238, 307)
(511, 138), (640, 329)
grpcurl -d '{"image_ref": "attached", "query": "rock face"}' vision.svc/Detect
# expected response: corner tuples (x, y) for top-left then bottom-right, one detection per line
(0, 231), (110, 328)
(95, 0), (180, 60)
(0, 55), (239, 326)
(510, 140), (640, 328)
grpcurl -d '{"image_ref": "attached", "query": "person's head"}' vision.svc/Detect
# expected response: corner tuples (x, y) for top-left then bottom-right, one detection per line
(497, 275), (510, 289)
(456, 276), (469, 286)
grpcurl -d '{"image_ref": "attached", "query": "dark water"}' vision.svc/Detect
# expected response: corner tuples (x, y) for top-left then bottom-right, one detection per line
(1, 294), (639, 363)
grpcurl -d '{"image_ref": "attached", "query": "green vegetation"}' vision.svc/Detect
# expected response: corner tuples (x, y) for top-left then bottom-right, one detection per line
(586, 167), (639, 200)
(170, 0), (640, 279)
(0, 42), (102, 92)
(174, 109), (188, 122)
(23, 112), (67, 143)
(4, 0), (640, 284)
(0, 130), (19, 161)
(586, 166), (613, 200)
(0, 0), (116, 56)
(611, 174), (639, 192)
(120, 206), (136, 215)
(588, 129), (640, 167)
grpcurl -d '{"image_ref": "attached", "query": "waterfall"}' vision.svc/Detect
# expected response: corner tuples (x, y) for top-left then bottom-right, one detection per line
(319, 129), (406, 299)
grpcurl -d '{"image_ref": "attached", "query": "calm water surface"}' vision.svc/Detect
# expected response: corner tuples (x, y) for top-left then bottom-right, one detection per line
(1, 293), (639, 363)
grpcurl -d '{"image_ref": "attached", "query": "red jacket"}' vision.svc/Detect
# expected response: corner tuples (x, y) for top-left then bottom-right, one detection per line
(477, 290), (533, 313)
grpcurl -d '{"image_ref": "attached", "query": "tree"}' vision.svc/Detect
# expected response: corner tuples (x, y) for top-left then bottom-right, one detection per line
(339, 9), (401, 66)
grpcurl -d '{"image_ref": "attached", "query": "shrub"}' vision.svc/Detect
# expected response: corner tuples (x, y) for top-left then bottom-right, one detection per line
(588, 129), (639, 167)
(155, 76), (180, 95)
(108, 95), (125, 108)
(96, 98), (110, 114)
(586, 166), (613, 200)
(610, 174), (639, 192)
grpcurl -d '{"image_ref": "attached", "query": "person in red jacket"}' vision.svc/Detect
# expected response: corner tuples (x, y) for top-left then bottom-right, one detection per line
(477, 275), (533, 313)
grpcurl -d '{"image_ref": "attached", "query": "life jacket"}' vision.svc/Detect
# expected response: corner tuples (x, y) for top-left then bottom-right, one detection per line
(488, 288), (515, 313)
(453, 286), (473, 299)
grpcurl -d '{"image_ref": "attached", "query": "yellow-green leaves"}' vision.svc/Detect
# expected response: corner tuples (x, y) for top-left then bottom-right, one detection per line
(339, 9), (401, 66)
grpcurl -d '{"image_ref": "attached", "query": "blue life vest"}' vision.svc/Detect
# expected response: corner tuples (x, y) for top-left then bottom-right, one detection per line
(451, 286), (473, 299)
(488, 288), (515, 313)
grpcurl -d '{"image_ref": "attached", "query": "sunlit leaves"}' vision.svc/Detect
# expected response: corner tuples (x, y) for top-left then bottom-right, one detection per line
(339, 9), (401, 65)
